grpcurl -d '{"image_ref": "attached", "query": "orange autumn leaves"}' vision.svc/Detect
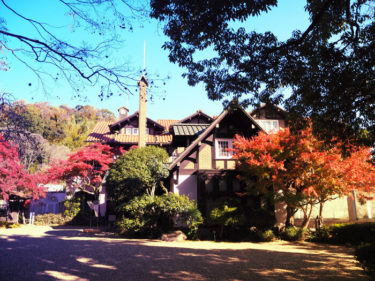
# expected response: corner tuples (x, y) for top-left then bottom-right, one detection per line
(232, 125), (375, 203)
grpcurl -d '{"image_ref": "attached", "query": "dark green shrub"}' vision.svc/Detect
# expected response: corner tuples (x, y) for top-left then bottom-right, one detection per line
(117, 193), (203, 239)
(329, 223), (375, 246)
(282, 226), (308, 241)
(248, 227), (276, 242)
(34, 213), (68, 225)
(207, 197), (246, 240)
(355, 243), (375, 277)
(308, 226), (331, 242)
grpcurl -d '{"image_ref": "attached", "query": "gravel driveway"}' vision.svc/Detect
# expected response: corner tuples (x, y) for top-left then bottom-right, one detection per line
(0, 225), (369, 281)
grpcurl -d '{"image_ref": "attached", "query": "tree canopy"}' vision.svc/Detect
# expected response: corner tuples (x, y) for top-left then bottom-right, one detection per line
(232, 125), (375, 228)
(151, 0), (375, 144)
(47, 143), (115, 197)
(0, 0), (149, 98)
(107, 146), (169, 206)
(0, 135), (45, 200)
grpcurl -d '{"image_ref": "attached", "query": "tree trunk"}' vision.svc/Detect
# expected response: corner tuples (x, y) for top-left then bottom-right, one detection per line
(285, 206), (295, 228)
(319, 201), (324, 226)
(301, 203), (313, 229)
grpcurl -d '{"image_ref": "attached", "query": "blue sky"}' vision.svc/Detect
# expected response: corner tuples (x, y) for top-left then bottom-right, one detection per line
(0, 1), (309, 120)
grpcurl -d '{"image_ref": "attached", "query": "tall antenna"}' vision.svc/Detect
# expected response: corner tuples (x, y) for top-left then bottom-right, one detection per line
(143, 41), (146, 74)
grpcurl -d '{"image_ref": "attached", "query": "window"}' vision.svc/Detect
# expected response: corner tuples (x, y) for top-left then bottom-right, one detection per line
(125, 128), (132, 135)
(132, 128), (138, 135)
(215, 138), (233, 159)
(257, 120), (279, 133)
(146, 128), (149, 135)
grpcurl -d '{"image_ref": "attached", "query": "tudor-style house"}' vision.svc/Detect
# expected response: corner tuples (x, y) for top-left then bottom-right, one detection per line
(87, 76), (374, 225)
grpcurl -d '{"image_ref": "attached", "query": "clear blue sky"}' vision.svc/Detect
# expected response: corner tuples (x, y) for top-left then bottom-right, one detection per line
(0, 1), (309, 120)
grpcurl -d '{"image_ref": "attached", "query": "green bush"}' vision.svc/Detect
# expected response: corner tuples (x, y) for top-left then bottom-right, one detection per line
(117, 193), (203, 239)
(308, 226), (331, 242)
(107, 146), (169, 207)
(282, 226), (308, 241)
(329, 223), (375, 246)
(207, 197), (246, 240)
(63, 199), (81, 218)
(355, 242), (375, 277)
(248, 226), (276, 242)
(261, 229), (276, 242)
(34, 213), (68, 225)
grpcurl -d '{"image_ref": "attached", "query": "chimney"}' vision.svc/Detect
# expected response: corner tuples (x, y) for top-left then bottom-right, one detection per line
(118, 106), (129, 120)
(138, 75), (148, 148)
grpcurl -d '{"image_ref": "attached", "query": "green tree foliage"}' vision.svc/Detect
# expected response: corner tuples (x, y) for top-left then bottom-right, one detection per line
(3, 100), (115, 150)
(151, 0), (375, 144)
(107, 146), (169, 206)
(117, 193), (203, 238)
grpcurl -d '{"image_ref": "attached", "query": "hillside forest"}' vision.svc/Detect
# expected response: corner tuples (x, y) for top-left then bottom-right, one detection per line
(0, 99), (115, 173)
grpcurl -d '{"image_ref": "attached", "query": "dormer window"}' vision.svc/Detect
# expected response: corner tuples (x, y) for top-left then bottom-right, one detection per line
(215, 138), (233, 159)
(257, 120), (280, 133)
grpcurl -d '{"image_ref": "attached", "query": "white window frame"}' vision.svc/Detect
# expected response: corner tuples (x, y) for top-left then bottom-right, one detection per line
(125, 128), (132, 135)
(215, 138), (233, 159)
(132, 128), (139, 135)
(146, 128), (149, 135)
(257, 119), (280, 133)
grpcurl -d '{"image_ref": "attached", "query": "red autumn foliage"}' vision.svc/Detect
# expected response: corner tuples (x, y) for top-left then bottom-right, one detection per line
(232, 125), (375, 228)
(0, 135), (45, 200)
(47, 143), (117, 196)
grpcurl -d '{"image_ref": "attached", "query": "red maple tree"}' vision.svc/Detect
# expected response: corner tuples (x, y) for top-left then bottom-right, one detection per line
(0, 135), (45, 200)
(47, 143), (117, 198)
(232, 125), (375, 228)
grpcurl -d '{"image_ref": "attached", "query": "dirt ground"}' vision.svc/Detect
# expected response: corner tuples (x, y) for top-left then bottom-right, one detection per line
(0, 225), (370, 281)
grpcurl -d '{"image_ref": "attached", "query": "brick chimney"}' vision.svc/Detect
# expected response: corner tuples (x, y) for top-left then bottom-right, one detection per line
(118, 106), (129, 120)
(138, 75), (148, 147)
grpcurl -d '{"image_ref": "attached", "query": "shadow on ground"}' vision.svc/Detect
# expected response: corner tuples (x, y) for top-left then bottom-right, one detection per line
(0, 226), (369, 281)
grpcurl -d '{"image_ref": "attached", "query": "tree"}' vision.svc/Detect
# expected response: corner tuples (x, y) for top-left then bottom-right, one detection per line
(0, 135), (45, 200)
(0, 0), (149, 98)
(7, 133), (48, 172)
(47, 143), (115, 199)
(151, 0), (375, 144)
(232, 125), (375, 229)
(107, 146), (169, 206)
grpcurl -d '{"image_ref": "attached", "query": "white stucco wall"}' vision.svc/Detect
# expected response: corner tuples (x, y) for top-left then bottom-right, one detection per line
(174, 174), (197, 202)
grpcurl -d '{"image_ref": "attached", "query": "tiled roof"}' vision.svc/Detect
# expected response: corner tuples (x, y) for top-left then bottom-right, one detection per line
(173, 123), (210, 136)
(86, 121), (114, 143)
(157, 119), (179, 132)
(109, 111), (165, 132)
(114, 134), (173, 144)
(86, 121), (173, 145)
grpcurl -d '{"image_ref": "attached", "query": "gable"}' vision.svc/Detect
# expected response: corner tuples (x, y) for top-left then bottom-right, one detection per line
(169, 103), (264, 170)
(179, 110), (213, 124)
(109, 111), (165, 133)
(250, 103), (287, 120)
